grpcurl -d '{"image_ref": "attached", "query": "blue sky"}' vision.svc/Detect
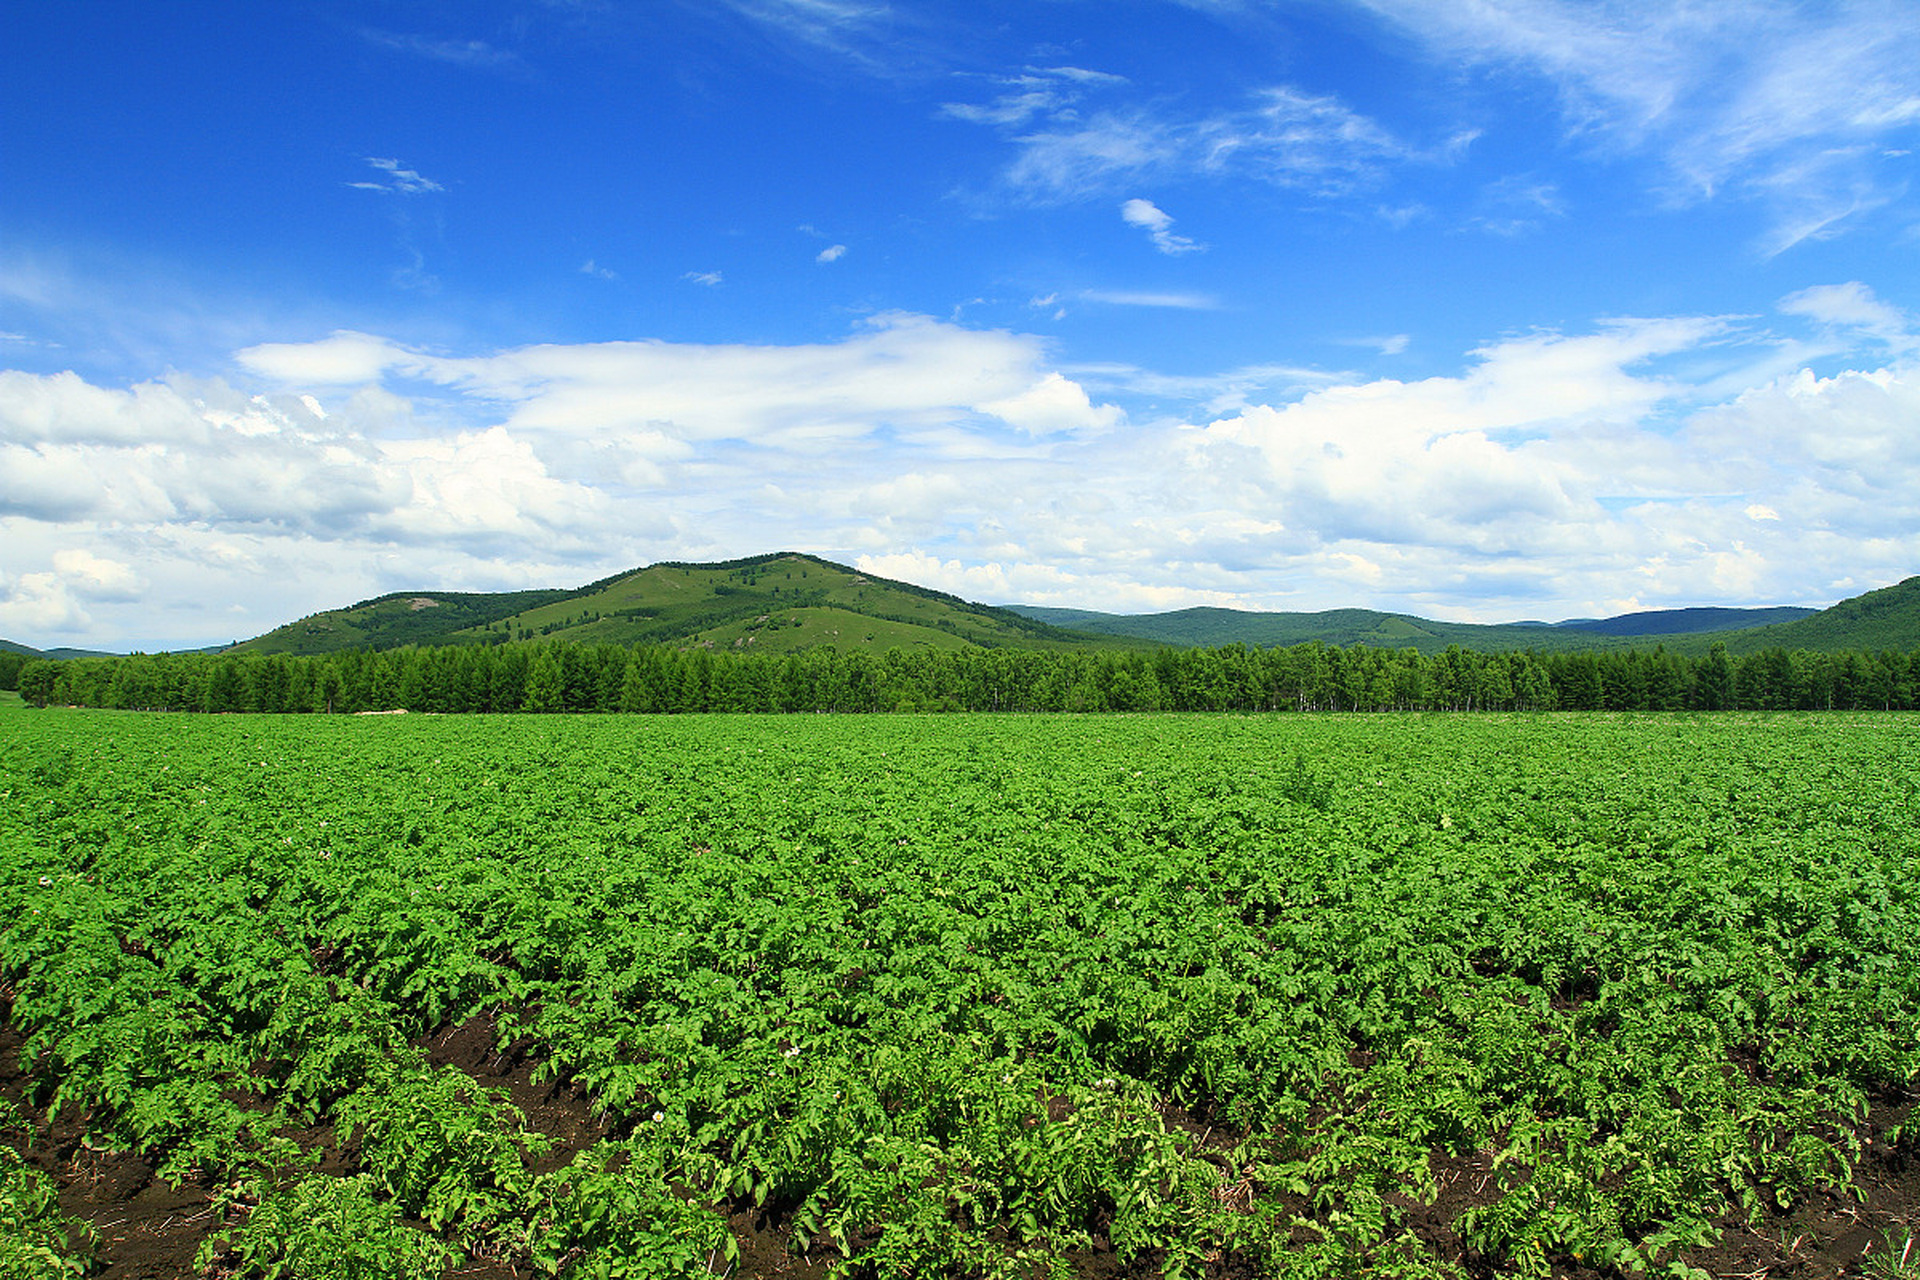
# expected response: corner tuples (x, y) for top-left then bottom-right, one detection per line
(3, 1), (1918, 649)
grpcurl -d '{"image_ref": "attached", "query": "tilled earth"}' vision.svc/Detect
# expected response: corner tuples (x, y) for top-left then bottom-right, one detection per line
(3, 1019), (1913, 1280)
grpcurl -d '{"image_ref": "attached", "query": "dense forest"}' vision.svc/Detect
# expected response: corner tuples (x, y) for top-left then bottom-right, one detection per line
(14, 637), (1918, 714)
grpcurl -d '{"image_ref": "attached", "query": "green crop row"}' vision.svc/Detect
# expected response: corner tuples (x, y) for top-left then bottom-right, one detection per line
(2, 711), (1916, 1278)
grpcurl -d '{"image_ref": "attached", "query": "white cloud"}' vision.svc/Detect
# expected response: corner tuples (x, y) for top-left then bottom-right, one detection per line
(1336, 334), (1411, 357)
(348, 157), (444, 195)
(1350, 0), (1920, 249)
(683, 270), (724, 287)
(0, 569), (92, 636)
(0, 549), (146, 638)
(976, 372), (1123, 435)
(359, 29), (527, 73)
(247, 313), (1124, 445)
(10, 302), (1920, 646)
(1470, 175), (1567, 236)
(1778, 281), (1914, 348)
(581, 260), (619, 280)
(1120, 198), (1205, 254)
(816, 244), (848, 263)
(1080, 289), (1219, 310)
(236, 331), (411, 385)
(701, 0), (932, 77)
(52, 549), (146, 601)
(954, 67), (1443, 203)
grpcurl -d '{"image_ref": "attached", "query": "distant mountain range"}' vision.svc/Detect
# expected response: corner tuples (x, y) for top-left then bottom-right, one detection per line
(1524, 606), (1819, 636)
(0, 639), (125, 661)
(5, 557), (1915, 660)
(1004, 601), (1828, 654)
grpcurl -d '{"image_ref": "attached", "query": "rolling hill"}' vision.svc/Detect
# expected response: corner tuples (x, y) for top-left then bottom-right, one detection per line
(1701, 575), (1920, 655)
(1008, 587), (1911, 656)
(231, 553), (1141, 657)
(21, 562), (1913, 661)
(1546, 605), (1817, 637)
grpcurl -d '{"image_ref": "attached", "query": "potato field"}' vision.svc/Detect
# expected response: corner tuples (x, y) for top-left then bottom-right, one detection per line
(2, 705), (1916, 1279)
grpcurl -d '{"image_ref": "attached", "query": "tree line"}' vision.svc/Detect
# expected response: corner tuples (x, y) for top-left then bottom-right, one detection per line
(13, 638), (1918, 715)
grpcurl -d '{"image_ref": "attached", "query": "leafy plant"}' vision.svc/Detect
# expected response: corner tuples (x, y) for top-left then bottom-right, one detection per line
(0, 1145), (94, 1279)
(525, 1140), (736, 1279)
(197, 1172), (458, 1280)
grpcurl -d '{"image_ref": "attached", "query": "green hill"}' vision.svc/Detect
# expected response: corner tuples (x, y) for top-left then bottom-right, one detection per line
(178, 561), (1920, 661)
(1008, 604), (1645, 655)
(1549, 605), (1815, 637)
(234, 553), (1143, 656)
(1696, 575), (1920, 655)
(1011, 583), (1916, 656)
(234, 588), (573, 655)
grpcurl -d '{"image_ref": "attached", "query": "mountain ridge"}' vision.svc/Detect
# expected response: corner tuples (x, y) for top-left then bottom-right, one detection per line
(6, 563), (1914, 660)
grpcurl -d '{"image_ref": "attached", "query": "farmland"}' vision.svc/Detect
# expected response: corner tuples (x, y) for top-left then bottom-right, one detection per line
(2, 706), (1916, 1278)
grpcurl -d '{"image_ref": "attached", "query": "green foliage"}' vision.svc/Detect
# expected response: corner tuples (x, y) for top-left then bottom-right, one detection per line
(4, 711), (1917, 1276)
(197, 1173), (460, 1280)
(0, 1144), (94, 1279)
(335, 1059), (549, 1239)
(526, 1142), (736, 1279)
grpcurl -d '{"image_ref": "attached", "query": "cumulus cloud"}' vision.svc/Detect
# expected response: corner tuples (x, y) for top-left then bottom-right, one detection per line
(235, 331), (410, 385)
(237, 313), (1124, 446)
(815, 244), (848, 263)
(0, 550), (146, 637)
(52, 549), (146, 601)
(0, 569), (92, 636)
(976, 372), (1123, 435)
(1149, 313), (1920, 616)
(1120, 199), (1204, 254)
(8, 303), (1919, 646)
(0, 369), (594, 542)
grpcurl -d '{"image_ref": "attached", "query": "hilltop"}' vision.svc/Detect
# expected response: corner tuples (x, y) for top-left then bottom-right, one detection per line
(13, 563), (1914, 662)
(231, 553), (1136, 657)
(1705, 575), (1920, 655)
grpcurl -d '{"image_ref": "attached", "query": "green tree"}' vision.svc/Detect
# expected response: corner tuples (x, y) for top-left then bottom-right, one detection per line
(522, 647), (566, 713)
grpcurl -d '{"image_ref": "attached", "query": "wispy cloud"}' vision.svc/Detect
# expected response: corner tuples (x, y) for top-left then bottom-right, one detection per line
(701, 0), (931, 76)
(951, 69), (1453, 203)
(1080, 289), (1220, 310)
(1350, 0), (1920, 251)
(940, 66), (1131, 128)
(816, 243), (848, 263)
(683, 270), (724, 287)
(348, 157), (444, 196)
(1468, 174), (1567, 236)
(1337, 334), (1411, 356)
(1778, 280), (1916, 351)
(580, 260), (618, 281)
(1120, 199), (1205, 254)
(360, 29), (528, 73)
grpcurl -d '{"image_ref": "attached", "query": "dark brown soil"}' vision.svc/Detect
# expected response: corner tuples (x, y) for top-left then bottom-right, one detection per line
(4, 1020), (1914, 1279)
